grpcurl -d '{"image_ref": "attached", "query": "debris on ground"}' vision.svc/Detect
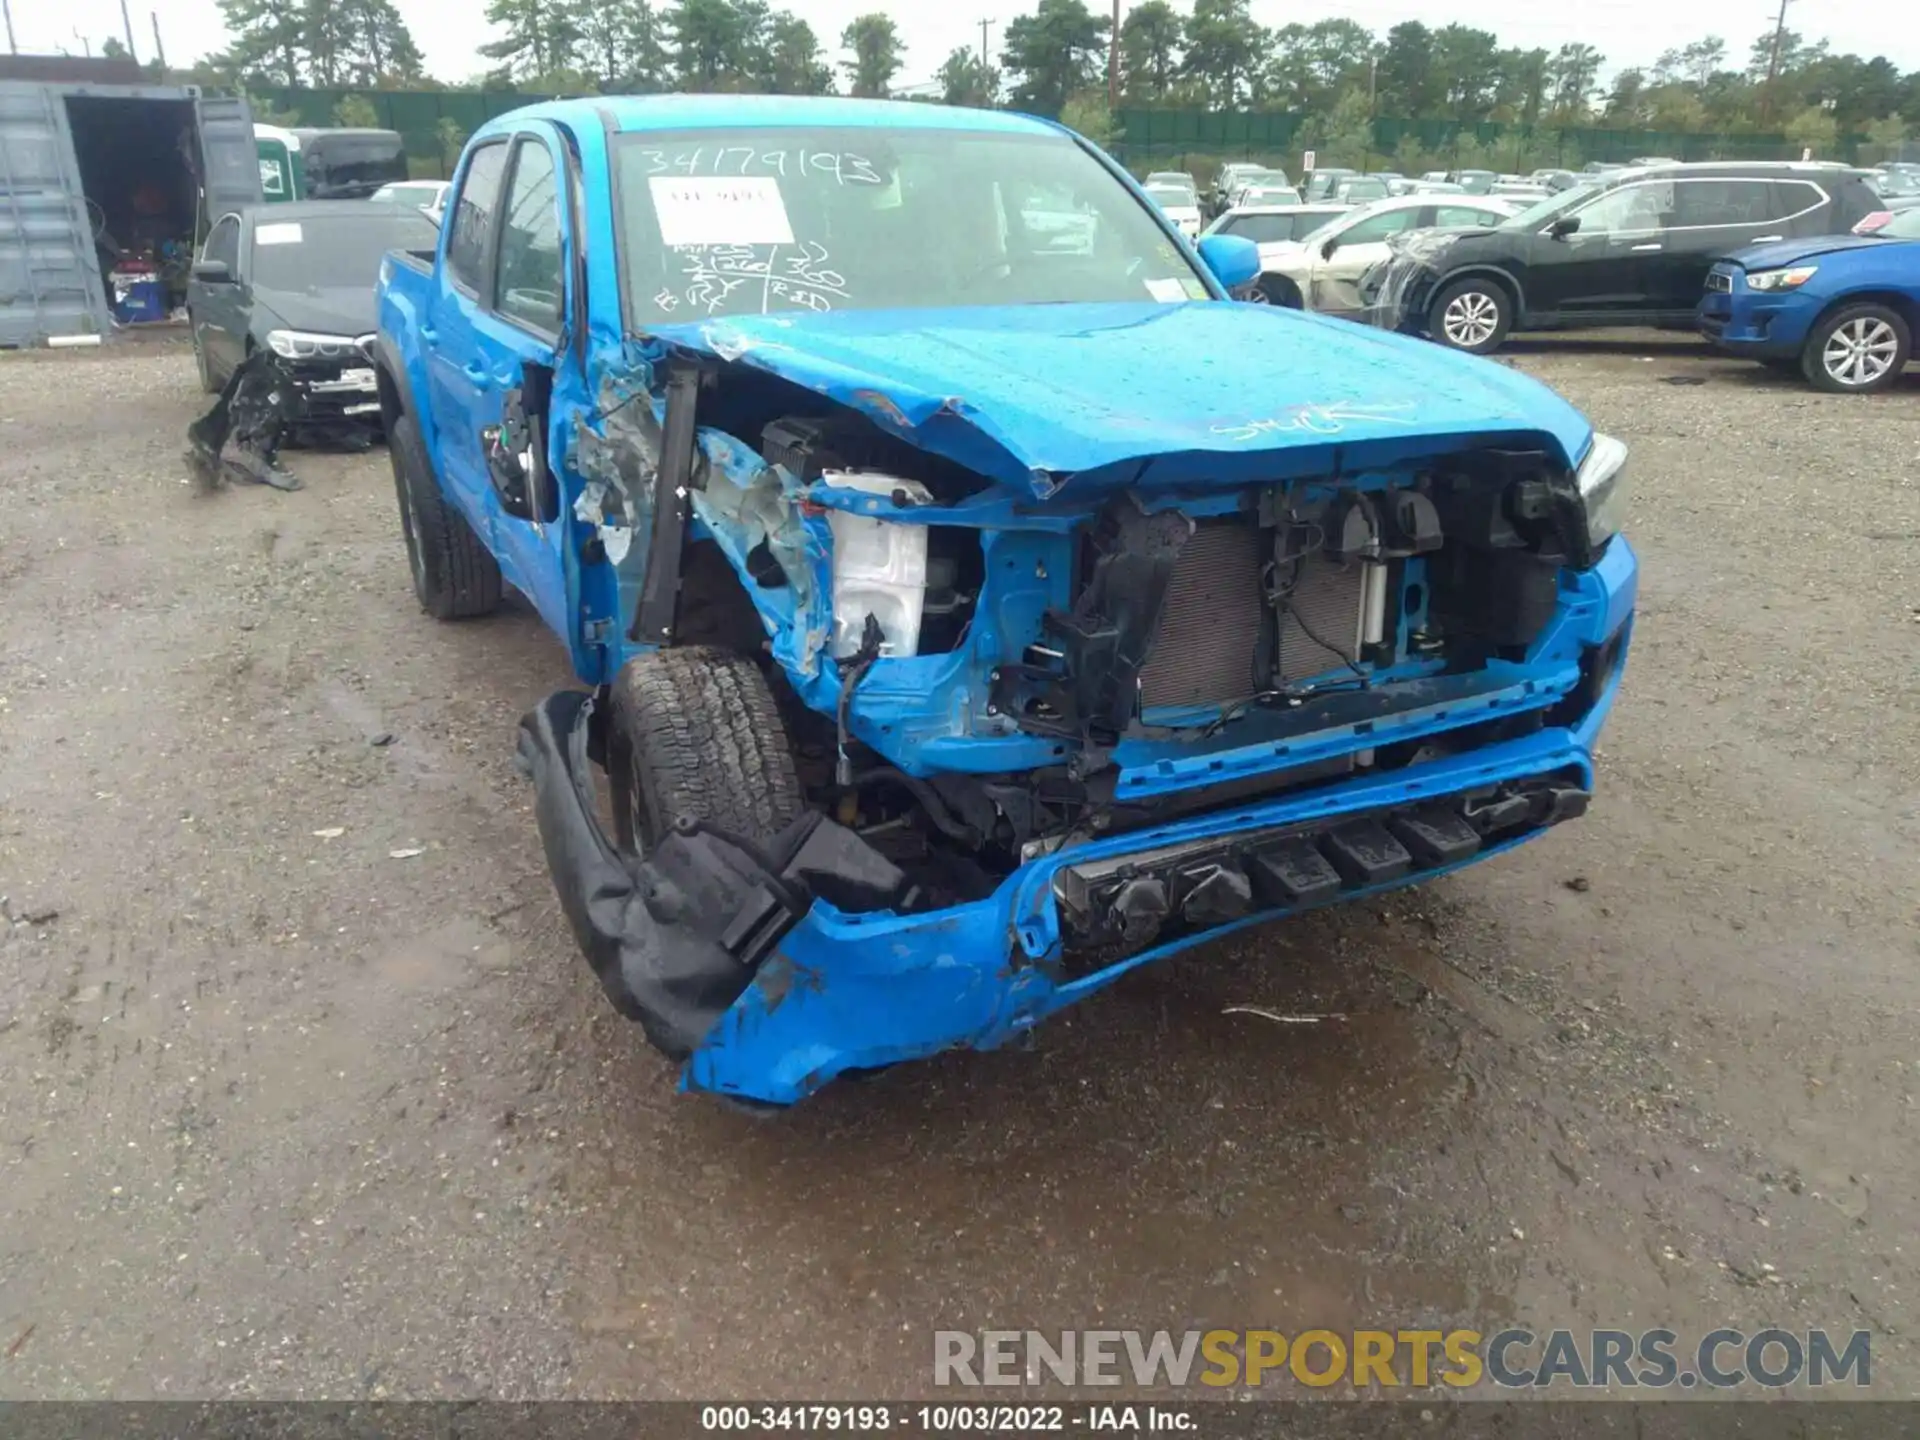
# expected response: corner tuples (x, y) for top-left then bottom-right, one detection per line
(1221, 1005), (1346, 1025)
(187, 351), (302, 491)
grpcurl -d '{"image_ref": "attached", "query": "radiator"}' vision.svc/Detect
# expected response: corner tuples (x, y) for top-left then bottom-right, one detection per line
(1137, 519), (1366, 710)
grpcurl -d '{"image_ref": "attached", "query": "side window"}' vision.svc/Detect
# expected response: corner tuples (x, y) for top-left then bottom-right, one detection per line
(202, 216), (241, 269)
(1435, 205), (1500, 228)
(446, 140), (509, 296)
(1769, 181), (1826, 223)
(1676, 180), (1772, 227)
(1340, 209), (1418, 245)
(1574, 181), (1675, 235)
(494, 138), (564, 335)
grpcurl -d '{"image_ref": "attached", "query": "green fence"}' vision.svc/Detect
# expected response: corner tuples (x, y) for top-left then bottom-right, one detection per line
(242, 89), (1869, 181)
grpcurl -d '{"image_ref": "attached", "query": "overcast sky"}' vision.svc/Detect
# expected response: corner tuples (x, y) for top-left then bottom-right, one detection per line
(22, 0), (1920, 92)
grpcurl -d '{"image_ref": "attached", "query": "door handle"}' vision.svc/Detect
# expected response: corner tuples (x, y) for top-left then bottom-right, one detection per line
(1631, 243), (1662, 251)
(462, 361), (488, 382)
(418, 324), (436, 342)
(1751, 234), (1783, 242)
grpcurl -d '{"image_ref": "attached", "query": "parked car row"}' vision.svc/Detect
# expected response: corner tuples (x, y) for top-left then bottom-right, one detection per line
(1193, 157), (1912, 393)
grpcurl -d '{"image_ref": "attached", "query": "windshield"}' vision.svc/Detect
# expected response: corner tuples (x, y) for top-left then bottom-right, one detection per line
(250, 210), (439, 290)
(1500, 181), (1599, 230)
(614, 127), (1208, 323)
(1145, 182), (1197, 205)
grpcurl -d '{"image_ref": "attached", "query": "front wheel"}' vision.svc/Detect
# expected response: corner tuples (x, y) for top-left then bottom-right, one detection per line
(1802, 304), (1910, 394)
(1429, 277), (1512, 355)
(607, 647), (806, 855)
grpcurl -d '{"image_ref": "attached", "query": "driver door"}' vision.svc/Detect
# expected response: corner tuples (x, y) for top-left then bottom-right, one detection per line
(424, 129), (574, 639)
(1533, 179), (1675, 316)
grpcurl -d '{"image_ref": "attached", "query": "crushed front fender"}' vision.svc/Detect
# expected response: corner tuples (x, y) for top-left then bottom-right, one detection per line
(514, 690), (913, 1060)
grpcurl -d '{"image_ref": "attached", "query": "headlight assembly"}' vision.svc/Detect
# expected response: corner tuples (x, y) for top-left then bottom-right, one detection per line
(266, 330), (361, 361)
(1745, 265), (1818, 292)
(1575, 432), (1628, 547)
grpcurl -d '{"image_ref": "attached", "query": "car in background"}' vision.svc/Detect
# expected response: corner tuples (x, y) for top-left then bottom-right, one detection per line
(1211, 161), (1269, 214)
(1373, 171), (1411, 195)
(1204, 202), (1350, 254)
(1250, 194), (1518, 314)
(1333, 176), (1391, 204)
(1450, 170), (1497, 195)
(1698, 205), (1920, 393)
(1629, 156), (1678, 168)
(1300, 167), (1359, 201)
(1366, 161), (1883, 354)
(1410, 179), (1467, 195)
(371, 179), (451, 222)
(1225, 167), (1292, 208)
(1492, 181), (1551, 201)
(1531, 168), (1579, 192)
(1234, 183), (1302, 208)
(1143, 173), (1204, 237)
(188, 199), (438, 414)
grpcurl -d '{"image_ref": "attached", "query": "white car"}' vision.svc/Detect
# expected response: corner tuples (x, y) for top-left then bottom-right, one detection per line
(1206, 202), (1351, 249)
(371, 180), (451, 223)
(1142, 177), (1204, 237)
(1250, 193), (1521, 317)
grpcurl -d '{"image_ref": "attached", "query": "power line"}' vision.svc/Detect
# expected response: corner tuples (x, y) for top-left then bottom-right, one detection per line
(1761, 0), (1794, 120)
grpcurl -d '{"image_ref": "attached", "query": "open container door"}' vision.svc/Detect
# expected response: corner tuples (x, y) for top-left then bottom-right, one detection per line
(194, 94), (262, 232)
(0, 82), (105, 344)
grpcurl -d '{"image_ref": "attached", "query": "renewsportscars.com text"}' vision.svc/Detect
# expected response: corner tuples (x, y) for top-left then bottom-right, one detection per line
(933, 1328), (1871, 1390)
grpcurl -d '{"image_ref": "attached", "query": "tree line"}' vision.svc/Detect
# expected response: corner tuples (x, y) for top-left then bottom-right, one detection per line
(196, 0), (1918, 153)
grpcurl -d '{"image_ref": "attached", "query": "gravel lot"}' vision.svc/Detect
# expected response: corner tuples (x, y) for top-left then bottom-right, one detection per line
(0, 332), (1915, 1400)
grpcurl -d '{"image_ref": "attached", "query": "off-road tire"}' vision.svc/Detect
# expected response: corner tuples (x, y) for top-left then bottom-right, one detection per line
(389, 412), (503, 620)
(608, 647), (806, 854)
(1429, 276), (1513, 355)
(1801, 303), (1910, 395)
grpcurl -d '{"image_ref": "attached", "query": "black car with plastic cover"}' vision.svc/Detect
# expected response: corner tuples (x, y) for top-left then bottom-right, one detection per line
(1365, 162), (1882, 354)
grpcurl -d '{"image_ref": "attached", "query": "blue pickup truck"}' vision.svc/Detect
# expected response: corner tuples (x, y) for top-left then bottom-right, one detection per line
(373, 96), (1636, 1106)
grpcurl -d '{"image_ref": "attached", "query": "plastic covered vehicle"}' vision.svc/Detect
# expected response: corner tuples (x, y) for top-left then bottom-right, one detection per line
(374, 96), (1637, 1106)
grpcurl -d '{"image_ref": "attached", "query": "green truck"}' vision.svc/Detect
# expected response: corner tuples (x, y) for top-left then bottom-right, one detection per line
(254, 124), (409, 202)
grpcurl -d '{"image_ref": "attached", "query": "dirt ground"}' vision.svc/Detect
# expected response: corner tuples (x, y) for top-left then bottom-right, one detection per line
(0, 333), (1915, 1401)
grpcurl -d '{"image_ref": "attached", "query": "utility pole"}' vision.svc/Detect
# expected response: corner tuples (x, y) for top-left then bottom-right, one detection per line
(978, 17), (993, 69)
(119, 0), (138, 62)
(2, 0), (15, 55)
(150, 10), (167, 70)
(1761, 0), (1793, 121)
(1107, 0), (1121, 111)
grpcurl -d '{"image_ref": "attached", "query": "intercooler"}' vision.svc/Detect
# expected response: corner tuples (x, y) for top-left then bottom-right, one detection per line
(1137, 518), (1368, 709)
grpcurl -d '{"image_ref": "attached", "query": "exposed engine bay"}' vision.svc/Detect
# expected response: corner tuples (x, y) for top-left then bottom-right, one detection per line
(652, 379), (1622, 945)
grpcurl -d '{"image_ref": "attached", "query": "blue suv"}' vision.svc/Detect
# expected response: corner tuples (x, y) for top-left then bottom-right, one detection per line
(1699, 207), (1920, 393)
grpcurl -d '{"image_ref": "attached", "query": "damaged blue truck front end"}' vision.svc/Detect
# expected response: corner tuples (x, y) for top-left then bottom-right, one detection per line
(376, 96), (1635, 1106)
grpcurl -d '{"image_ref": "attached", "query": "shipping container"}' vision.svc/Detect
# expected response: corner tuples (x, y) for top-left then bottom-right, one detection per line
(0, 80), (261, 345)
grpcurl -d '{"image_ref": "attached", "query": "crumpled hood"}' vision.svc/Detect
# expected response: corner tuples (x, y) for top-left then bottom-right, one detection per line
(1722, 235), (1913, 271)
(649, 302), (1590, 499)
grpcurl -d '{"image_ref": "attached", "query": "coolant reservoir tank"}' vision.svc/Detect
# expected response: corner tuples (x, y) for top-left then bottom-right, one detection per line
(820, 471), (934, 659)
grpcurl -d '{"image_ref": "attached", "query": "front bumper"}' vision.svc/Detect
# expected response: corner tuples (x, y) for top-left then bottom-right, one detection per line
(520, 541), (1636, 1107)
(1695, 280), (1816, 359)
